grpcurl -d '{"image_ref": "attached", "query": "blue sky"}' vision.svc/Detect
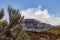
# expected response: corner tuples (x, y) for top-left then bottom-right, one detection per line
(0, 0), (60, 25)
(0, 0), (60, 19)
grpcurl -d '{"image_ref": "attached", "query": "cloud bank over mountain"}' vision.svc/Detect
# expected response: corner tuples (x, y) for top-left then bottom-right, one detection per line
(21, 5), (60, 26)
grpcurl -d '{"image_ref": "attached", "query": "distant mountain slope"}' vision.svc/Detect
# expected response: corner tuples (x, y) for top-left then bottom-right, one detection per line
(48, 26), (60, 34)
(22, 19), (55, 32)
(22, 19), (60, 40)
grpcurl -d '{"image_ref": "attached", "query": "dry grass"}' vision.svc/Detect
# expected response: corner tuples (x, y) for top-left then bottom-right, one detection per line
(48, 27), (60, 34)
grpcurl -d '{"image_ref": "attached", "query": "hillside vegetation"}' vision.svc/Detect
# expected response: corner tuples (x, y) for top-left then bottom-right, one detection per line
(48, 26), (60, 34)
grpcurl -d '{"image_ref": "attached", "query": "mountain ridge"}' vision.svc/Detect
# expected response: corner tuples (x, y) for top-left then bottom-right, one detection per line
(22, 19), (57, 32)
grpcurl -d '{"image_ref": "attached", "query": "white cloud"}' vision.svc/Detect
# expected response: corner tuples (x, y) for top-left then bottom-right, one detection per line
(21, 5), (60, 26)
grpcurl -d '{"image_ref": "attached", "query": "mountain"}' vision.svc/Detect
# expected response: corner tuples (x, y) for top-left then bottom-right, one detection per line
(22, 19), (60, 40)
(22, 19), (55, 32)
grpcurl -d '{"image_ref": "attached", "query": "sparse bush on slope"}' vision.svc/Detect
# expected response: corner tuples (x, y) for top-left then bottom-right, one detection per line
(0, 6), (31, 40)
